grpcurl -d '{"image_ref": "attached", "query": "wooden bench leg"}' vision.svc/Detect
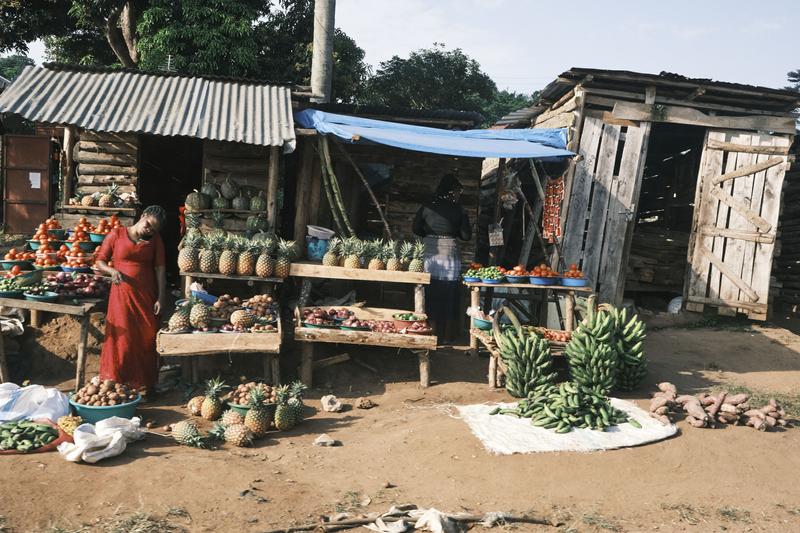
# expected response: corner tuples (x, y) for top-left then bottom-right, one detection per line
(469, 287), (480, 357)
(74, 316), (90, 392)
(418, 350), (430, 387)
(488, 354), (497, 388)
(271, 355), (281, 386)
(263, 355), (273, 384)
(30, 310), (41, 328)
(300, 343), (314, 386)
(0, 334), (9, 384)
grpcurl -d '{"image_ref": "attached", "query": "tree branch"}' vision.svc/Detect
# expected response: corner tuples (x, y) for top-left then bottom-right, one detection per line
(121, 1), (138, 64)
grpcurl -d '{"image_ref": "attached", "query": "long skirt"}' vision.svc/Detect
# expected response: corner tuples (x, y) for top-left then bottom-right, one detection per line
(423, 237), (461, 322)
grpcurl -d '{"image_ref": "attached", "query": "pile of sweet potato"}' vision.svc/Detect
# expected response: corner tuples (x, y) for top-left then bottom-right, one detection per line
(648, 382), (789, 430)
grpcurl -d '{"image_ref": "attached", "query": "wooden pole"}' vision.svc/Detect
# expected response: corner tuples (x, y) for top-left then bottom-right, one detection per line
(333, 141), (393, 239)
(469, 287), (479, 357)
(565, 290), (575, 331)
(74, 315), (90, 391)
(320, 137), (355, 236)
(418, 350), (430, 387)
(63, 126), (77, 205)
(293, 140), (315, 241)
(414, 284), (426, 315)
(300, 343), (314, 386)
(316, 138), (347, 235)
(489, 159), (506, 265)
(266, 146), (280, 231)
(488, 352), (497, 387)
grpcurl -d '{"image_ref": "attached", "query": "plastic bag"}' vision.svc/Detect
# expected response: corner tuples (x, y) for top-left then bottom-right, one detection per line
(0, 383), (70, 422)
(57, 416), (145, 464)
(667, 296), (683, 314)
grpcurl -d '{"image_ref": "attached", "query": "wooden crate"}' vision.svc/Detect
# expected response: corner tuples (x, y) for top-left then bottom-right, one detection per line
(157, 320), (282, 356)
(289, 261), (430, 285)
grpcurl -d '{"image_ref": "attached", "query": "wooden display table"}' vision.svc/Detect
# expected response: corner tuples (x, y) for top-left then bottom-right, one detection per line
(176, 272), (284, 384)
(0, 297), (99, 390)
(157, 319), (282, 385)
(465, 281), (594, 388)
(291, 263), (434, 387)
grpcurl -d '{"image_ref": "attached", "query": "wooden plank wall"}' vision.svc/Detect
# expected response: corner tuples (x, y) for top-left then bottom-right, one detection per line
(202, 140), (270, 194)
(74, 131), (139, 196)
(774, 144), (800, 308)
(328, 142), (482, 264)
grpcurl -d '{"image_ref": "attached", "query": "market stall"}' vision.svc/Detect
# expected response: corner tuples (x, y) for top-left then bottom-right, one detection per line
(290, 262), (435, 387)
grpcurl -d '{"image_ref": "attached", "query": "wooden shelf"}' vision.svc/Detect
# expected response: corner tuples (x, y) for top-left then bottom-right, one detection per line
(0, 297), (96, 316)
(464, 281), (593, 292)
(290, 261), (430, 285)
(58, 205), (137, 214)
(180, 272), (283, 284)
(157, 319), (282, 356)
(185, 208), (266, 215)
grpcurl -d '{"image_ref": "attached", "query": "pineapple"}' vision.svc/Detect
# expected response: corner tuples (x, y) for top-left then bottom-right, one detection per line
(255, 239), (276, 278)
(198, 235), (219, 274)
(236, 237), (257, 276)
(408, 240), (426, 273)
(287, 381), (308, 426)
(322, 237), (341, 267)
(80, 193), (97, 207)
(244, 387), (271, 437)
(189, 300), (210, 329)
(98, 183), (119, 208)
(207, 422), (227, 442)
(221, 409), (244, 426)
(342, 238), (363, 269)
(167, 305), (191, 332)
(217, 236), (238, 276)
(230, 309), (256, 329)
(187, 395), (205, 416)
(399, 241), (414, 270)
(274, 385), (295, 431)
(171, 420), (206, 448)
(224, 423), (254, 447)
(177, 232), (201, 272)
(200, 377), (228, 421)
(275, 239), (296, 279)
(366, 239), (386, 270)
(385, 241), (402, 271)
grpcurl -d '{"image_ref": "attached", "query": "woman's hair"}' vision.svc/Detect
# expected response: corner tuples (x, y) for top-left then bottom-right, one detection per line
(141, 205), (167, 227)
(433, 174), (463, 203)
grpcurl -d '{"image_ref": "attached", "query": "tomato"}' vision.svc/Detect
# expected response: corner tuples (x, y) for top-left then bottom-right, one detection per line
(10, 265), (21, 275)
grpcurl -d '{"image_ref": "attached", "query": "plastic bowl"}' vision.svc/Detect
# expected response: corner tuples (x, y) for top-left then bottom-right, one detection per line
(24, 291), (59, 303)
(62, 265), (92, 273)
(472, 317), (493, 331)
(393, 313), (427, 331)
(27, 240), (41, 250)
(505, 275), (530, 283)
(69, 394), (141, 424)
(462, 276), (481, 283)
(340, 325), (371, 331)
(0, 290), (24, 299)
(1, 260), (33, 271)
(307, 225), (335, 240)
(481, 278), (504, 284)
(561, 277), (589, 287)
(88, 232), (106, 243)
(47, 228), (67, 240)
(530, 276), (559, 285)
(226, 401), (276, 419)
(78, 241), (98, 252)
(34, 265), (62, 271)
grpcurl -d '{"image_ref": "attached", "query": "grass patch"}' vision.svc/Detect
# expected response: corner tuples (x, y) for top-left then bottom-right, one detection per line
(581, 512), (621, 531)
(718, 506), (751, 523)
(710, 383), (800, 417)
(100, 513), (184, 533)
(661, 503), (705, 525)
(165, 507), (189, 519)
(651, 317), (755, 332)
(0, 516), (9, 533)
(334, 491), (365, 514)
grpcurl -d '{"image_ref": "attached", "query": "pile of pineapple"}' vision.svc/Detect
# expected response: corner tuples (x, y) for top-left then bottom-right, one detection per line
(172, 378), (308, 448)
(68, 184), (133, 208)
(322, 237), (426, 273)
(166, 296), (270, 333)
(178, 231), (296, 279)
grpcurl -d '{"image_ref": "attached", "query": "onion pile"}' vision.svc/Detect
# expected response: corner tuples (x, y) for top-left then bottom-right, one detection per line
(210, 294), (242, 320)
(229, 382), (278, 405)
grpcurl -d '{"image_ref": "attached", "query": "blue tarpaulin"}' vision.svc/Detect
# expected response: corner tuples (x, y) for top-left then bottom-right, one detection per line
(295, 109), (574, 159)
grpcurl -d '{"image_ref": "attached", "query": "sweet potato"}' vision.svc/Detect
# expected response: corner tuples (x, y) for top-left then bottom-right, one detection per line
(675, 395), (696, 405)
(725, 393), (749, 405)
(699, 395), (716, 407)
(707, 392), (727, 418)
(743, 409), (765, 419)
(765, 416), (777, 427)
(686, 416), (706, 428)
(685, 401), (709, 421)
(654, 406), (669, 415)
(717, 412), (739, 424)
(751, 418), (767, 431)
(650, 412), (670, 425)
(720, 403), (739, 414)
(737, 403), (750, 412)
(650, 397), (669, 411)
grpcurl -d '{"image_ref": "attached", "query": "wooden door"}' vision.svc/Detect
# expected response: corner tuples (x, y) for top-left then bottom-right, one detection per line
(561, 115), (651, 304)
(2, 135), (53, 233)
(685, 129), (791, 320)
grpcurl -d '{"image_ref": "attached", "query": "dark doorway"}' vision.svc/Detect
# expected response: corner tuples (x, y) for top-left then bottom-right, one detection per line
(138, 135), (203, 279)
(625, 123), (706, 306)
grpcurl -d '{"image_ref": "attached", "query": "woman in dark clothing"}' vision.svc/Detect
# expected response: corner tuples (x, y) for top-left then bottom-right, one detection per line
(413, 174), (472, 342)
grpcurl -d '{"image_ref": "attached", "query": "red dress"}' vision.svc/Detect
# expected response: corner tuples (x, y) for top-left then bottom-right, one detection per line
(97, 226), (165, 389)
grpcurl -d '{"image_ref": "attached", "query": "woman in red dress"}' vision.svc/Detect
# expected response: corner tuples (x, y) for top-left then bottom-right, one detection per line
(95, 206), (167, 396)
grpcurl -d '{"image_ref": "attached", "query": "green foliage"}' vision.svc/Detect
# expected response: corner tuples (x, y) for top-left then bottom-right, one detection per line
(0, 54), (34, 80)
(787, 69), (800, 92)
(362, 43), (496, 113)
(0, 0), (72, 54)
(481, 89), (540, 126)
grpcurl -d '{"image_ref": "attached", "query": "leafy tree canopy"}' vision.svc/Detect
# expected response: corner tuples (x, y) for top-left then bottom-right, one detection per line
(787, 69), (800, 92)
(481, 89), (540, 127)
(0, 53), (34, 80)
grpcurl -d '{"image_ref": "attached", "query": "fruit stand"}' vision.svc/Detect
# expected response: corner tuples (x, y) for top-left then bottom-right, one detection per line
(464, 264), (595, 388)
(290, 262), (436, 387)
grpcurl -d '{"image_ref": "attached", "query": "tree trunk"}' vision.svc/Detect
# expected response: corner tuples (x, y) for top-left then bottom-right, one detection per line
(104, 6), (137, 69)
(121, 2), (139, 64)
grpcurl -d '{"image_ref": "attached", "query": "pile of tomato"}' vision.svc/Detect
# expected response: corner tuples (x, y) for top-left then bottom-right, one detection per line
(33, 241), (67, 268)
(530, 263), (559, 278)
(4, 248), (36, 262)
(3, 265), (23, 278)
(94, 215), (121, 235)
(562, 263), (585, 279)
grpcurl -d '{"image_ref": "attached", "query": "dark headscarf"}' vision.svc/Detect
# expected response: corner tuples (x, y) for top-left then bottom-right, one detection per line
(433, 174), (463, 205)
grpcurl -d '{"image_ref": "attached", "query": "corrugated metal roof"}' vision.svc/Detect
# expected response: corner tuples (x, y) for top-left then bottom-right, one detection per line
(0, 66), (296, 151)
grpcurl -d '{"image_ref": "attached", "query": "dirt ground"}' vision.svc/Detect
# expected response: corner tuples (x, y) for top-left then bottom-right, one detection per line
(2, 316), (800, 533)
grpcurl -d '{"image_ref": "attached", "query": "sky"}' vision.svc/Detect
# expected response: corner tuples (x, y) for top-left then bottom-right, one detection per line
(21, 0), (799, 94)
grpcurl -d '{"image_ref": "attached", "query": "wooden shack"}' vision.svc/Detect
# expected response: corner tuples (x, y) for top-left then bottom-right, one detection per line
(496, 68), (800, 319)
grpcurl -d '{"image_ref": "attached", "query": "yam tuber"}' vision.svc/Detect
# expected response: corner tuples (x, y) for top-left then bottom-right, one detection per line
(720, 403), (738, 414)
(650, 397), (669, 411)
(706, 392), (727, 419)
(726, 393), (749, 405)
(687, 416), (706, 428)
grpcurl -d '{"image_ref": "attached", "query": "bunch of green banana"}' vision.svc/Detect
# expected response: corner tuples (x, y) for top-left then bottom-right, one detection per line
(489, 381), (642, 433)
(565, 308), (620, 395)
(496, 327), (557, 398)
(611, 307), (647, 391)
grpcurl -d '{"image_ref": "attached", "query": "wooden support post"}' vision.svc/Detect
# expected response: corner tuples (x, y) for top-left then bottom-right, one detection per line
(63, 126), (77, 205)
(565, 291), (575, 332)
(489, 159), (506, 265)
(469, 287), (480, 357)
(263, 355), (273, 384)
(30, 310), (41, 328)
(414, 284), (426, 315)
(0, 334), (8, 384)
(183, 275), (193, 298)
(74, 316), (90, 391)
(418, 350), (431, 387)
(334, 141), (393, 239)
(266, 145), (280, 230)
(488, 353), (497, 388)
(300, 343), (314, 386)
(293, 141), (315, 241)
(270, 355), (281, 386)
